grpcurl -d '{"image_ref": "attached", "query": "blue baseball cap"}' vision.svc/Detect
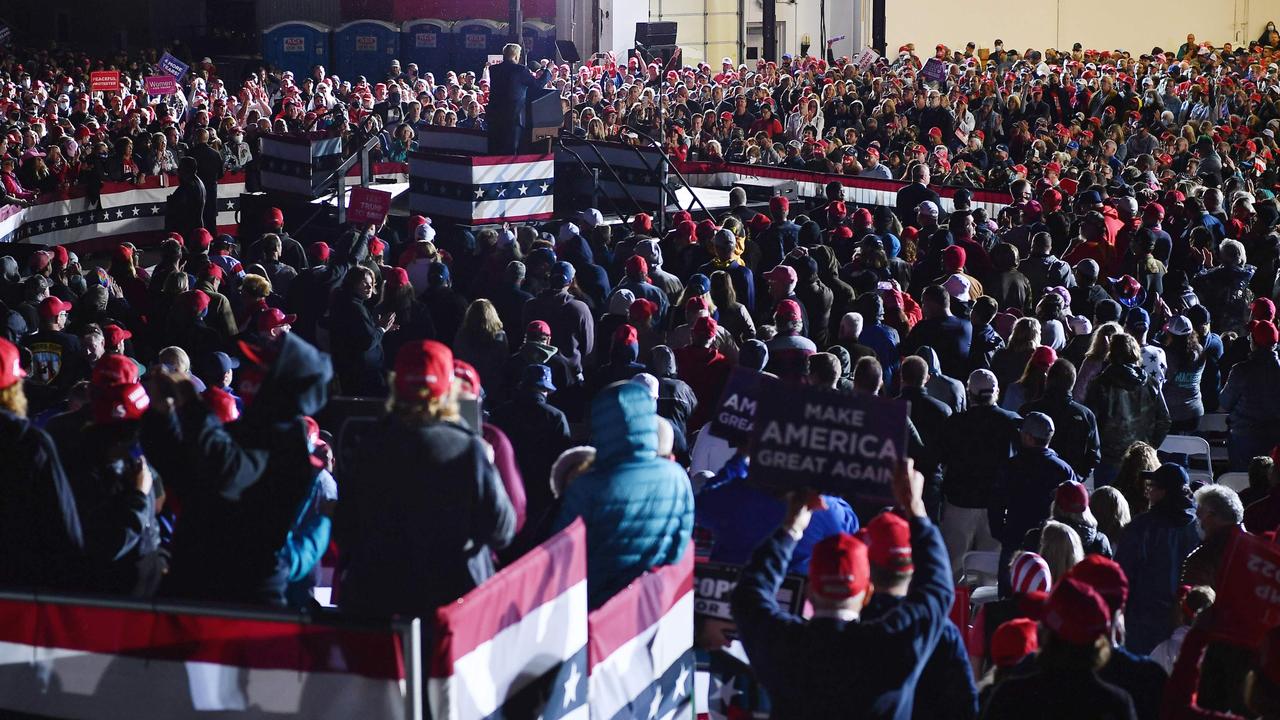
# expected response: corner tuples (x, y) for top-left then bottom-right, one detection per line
(688, 273), (711, 295)
(521, 363), (556, 392)
(549, 261), (575, 289)
(1124, 306), (1150, 328)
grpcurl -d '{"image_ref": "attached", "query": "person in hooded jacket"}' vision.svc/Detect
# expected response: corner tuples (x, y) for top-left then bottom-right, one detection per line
(1023, 481), (1113, 559)
(1086, 333), (1172, 486)
(557, 222), (611, 309)
(787, 253), (834, 349)
(503, 320), (578, 406)
(1220, 320), (1280, 470)
(140, 331), (334, 606)
(553, 380), (693, 608)
(855, 292), (902, 389)
(648, 345), (697, 443)
(490, 363), (570, 557)
(0, 337), (86, 591)
(420, 262), (468, 349)
(339, 339), (514, 614)
(699, 229), (756, 314)
(676, 316), (733, 431)
(1116, 463), (1202, 656)
(524, 261), (595, 377)
(586, 324), (648, 398)
(913, 345), (967, 413)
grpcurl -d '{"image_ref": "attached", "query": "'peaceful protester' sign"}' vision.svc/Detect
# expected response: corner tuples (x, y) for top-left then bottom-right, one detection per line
(750, 382), (908, 504)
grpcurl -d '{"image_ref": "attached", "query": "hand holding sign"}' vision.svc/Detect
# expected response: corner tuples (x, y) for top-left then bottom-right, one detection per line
(893, 458), (926, 519)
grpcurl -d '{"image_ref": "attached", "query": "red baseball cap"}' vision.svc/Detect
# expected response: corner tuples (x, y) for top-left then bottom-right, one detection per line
(1055, 480), (1089, 515)
(38, 296), (72, 321)
(257, 307), (297, 332)
(625, 255), (648, 275)
(769, 196), (790, 214)
(613, 323), (638, 347)
(808, 533), (870, 600)
(91, 382), (150, 424)
(629, 298), (658, 320)
(774, 299), (802, 322)
(1030, 345), (1058, 371)
(394, 340), (454, 400)
(1252, 320), (1279, 347)
(864, 512), (913, 573)
(526, 320), (551, 336)
(192, 228), (213, 251)
(765, 265), (798, 284)
(1068, 554), (1129, 613)
(308, 242), (331, 263)
(102, 324), (132, 348)
(453, 359), (482, 396)
(991, 618), (1039, 668)
(181, 290), (211, 316)
(203, 387), (240, 423)
(92, 354), (139, 387)
(1043, 577), (1111, 645)
(266, 207), (285, 226)
(692, 314), (718, 338)
(0, 338), (25, 389)
(385, 267), (410, 289)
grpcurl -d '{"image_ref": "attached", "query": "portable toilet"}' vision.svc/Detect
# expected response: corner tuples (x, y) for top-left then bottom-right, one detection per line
(401, 19), (452, 80)
(332, 19), (401, 83)
(452, 19), (508, 76)
(521, 21), (556, 65)
(262, 21), (331, 80)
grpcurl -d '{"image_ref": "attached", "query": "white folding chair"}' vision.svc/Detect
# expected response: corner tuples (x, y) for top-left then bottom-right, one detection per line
(961, 551), (1000, 587)
(1217, 472), (1252, 493)
(1160, 434), (1214, 482)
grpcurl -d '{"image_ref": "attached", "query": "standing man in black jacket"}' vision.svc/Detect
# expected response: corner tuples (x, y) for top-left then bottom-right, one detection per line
(895, 164), (941, 228)
(487, 43), (549, 155)
(190, 128), (225, 231)
(1019, 359), (1101, 480)
(897, 356), (952, 522)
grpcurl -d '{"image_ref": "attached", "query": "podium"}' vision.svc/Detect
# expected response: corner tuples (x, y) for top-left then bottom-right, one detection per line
(526, 86), (562, 148)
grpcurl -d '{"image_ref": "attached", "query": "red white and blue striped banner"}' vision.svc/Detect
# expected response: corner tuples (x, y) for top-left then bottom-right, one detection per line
(587, 544), (695, 720)
(429, 518), (588, 720)
(0, 593), (418, 719)
(677, 161), (1014, 217)
(409, 151), (555, 225)
(261, 133), (346, 196)
(0, 174), (247, 251)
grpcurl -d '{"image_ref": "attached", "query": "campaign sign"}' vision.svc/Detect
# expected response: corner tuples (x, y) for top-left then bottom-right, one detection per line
(143, 75), (177, 95)
(750, 383), (907, 503)
(855, 48), (880, 71)
(1208, 530), (1280, 648)
(158, 52), (189, 81)
(694, 562), (806, 621)
(347, 186), (392, 225)
(90, 71), (120, 92)
(709, 367), (769, 444)
(921, 57), (946, 84)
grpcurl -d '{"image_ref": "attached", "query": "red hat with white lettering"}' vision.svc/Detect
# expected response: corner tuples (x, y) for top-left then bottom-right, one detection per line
(91, 382), (150, 424)
(809, 533), (870, 600)
(0, 338), (25, 389)
(864, 511), (913, 573)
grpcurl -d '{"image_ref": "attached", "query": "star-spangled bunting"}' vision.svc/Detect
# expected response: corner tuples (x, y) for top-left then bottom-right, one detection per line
(13, 197), (240, 241)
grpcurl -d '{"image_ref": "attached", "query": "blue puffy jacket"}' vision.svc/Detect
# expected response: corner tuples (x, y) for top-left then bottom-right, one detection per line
(555, 381), (694, 607)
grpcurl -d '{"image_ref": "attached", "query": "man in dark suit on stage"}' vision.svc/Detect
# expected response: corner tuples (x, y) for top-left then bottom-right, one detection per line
(487, 43), (549, 155)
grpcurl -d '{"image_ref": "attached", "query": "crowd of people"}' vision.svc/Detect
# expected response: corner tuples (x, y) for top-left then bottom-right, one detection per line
(6, 27), (1280, 720)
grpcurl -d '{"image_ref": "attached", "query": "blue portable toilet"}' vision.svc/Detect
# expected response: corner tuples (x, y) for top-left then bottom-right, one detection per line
(262, 21), (331, 80)
(401, 19), (452, 81)
(452, 19), (508, 76)
(333, 20), (401, 83)
(521, 21), (556, 65)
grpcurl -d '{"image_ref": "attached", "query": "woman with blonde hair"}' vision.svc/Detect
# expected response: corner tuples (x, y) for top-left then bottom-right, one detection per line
(1073, 322), (1122, 402)
(1089, 486), (1132, 549)
(1038, 520), (1084, 585)
(1113, 441), (1161, 514)
(453, 298), (509, 397)
(339, 340), (515, 616)
(991, 317), (1041, 389)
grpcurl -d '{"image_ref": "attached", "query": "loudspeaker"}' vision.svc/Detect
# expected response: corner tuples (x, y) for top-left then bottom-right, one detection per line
(555, 40), (581, 63)
(635, 21), (677, 47)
